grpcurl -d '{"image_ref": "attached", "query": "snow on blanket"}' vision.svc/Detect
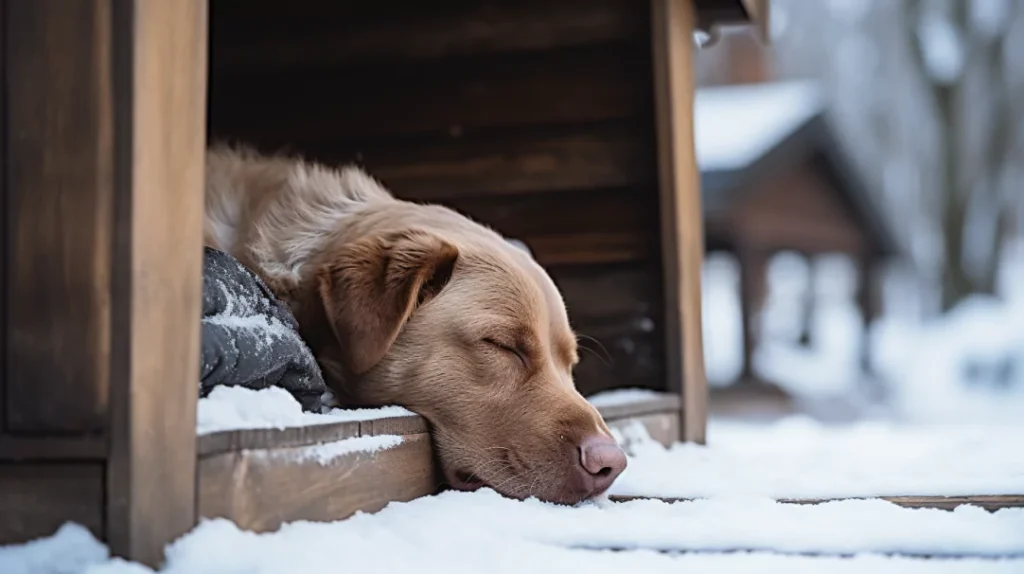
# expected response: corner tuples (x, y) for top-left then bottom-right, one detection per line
(6, 493), (1024, 574)
(609, 415), (1024, 499)
(196, 386), (414, 435)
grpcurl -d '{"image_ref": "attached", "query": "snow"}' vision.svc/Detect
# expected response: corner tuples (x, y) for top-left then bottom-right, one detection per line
(609, 417), (1024, 499)
(870, 241), (1024, 423)
(695, 80), (823, 171)
(196, 385), (414, 435)
(586, 387), (666, 408)
(754, 254), (865, 397)
(256, 434), (404, 466)
(702, 253), (745, 386)
(701, 251), (867, 397)
(0, 523), (109, 574)
(13, 492), (1024, 574)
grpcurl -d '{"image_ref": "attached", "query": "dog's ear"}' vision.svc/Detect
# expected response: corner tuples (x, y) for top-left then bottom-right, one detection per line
(317, 229), (458, 375)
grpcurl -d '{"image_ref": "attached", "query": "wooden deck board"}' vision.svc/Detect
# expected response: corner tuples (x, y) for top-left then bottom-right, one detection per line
(608, 494), (1024, 512)
(195, 393), (684, 527)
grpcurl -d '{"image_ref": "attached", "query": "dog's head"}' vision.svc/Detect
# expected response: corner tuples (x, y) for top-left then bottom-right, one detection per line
(310, 213), (626, 505)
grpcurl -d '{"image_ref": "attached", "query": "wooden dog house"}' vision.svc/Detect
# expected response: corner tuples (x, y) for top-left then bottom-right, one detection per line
(0, 0), (764, 566)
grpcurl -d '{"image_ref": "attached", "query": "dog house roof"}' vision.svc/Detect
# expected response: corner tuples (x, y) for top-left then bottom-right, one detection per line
(695, 80), (900, 258)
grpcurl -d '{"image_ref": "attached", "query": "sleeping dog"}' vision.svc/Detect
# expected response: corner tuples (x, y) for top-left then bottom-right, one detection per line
(203, 145), (626, 504)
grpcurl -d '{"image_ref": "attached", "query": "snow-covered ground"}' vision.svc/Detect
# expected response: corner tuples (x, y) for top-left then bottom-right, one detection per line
(5, 411), (1024, 573)
(610, 417), (1024, 499)
(5, 481), (1024, 573)
(702, 242), (1024, 423)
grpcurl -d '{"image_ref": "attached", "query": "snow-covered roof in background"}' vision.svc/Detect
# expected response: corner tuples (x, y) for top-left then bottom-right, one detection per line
(695, 80), (825, 172)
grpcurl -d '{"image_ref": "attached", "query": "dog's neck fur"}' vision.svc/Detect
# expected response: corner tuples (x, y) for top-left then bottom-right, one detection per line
(204, 145), (394, 297)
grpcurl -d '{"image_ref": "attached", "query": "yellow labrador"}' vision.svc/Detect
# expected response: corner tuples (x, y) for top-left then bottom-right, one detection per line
(203, 145), (626, 504)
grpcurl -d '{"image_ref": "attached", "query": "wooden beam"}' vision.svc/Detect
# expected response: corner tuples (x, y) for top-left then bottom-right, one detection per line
(651, 0), (709, 444)
(194, 394), (684, 530)
(609, 494), (1024, 512)
(198, 434), (440, 533)
(210, 0), (647, 70)
(105, 0), (208, 566)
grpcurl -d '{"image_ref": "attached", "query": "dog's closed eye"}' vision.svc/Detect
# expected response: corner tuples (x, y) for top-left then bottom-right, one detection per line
(482, 337), (528, 368)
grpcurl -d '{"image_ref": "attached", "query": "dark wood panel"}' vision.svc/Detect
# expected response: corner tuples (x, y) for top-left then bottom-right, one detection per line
(209, 41), (654, 142)
(552, 265), (663, 322)
(324, 122), (656, 201)
(441, 186), (658, 244)
(198, 433), (441, 533)
(0, 463), (104, 545)
(104, 0), (208, 565)
(4, 0), (113, 432)
(211, 0), (646, 70)
(552, 265), (666, 395)
(525, 234), (658, 267)
(0, 435), (106, 461)
(1, 0), (7, 433)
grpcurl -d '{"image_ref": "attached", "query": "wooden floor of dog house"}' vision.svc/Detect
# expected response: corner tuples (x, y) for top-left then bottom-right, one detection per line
(196, 393), (683, 533)
(196, 391), (1024, 541)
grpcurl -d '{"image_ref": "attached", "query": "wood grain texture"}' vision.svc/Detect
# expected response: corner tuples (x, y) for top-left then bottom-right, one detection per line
(211, 0), (645, 70)
(4, 0), (113, 433)
(0, 0), (6, 433)
(608, 494), (1024, 513)
(0, 436), (106, 461)
(606, 412), (680, 448)
(359, 414), (430, 437)
(105, 0), (208, 565)
(0, 463), (104, 545)
(210, 41), (653, 142)
(355, 123), (656, 200)
(191, 395), (680, 530)
(198, 433), (440, 533)
(596, 393), (682, 421)
(651, 0), (709, 444)
(197, 420), (361, 457)
(196, 414), (429, 457)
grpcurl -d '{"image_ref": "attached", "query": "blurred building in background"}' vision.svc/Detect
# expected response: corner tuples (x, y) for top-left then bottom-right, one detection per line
(696, 0), (1024, 421)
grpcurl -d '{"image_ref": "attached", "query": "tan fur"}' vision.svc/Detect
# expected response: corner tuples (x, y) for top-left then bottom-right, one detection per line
(203, 145), (621, 504)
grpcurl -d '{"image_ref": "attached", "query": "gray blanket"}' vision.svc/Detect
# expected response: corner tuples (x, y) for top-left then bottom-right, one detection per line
(199, 247), (326, 412)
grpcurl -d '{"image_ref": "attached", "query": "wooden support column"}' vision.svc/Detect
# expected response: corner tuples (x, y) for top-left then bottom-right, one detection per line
(857, 254), (880, 373)
(1, 0), (207, 566)
(737, 247), (768, 383)
(106, 0), (208, 565)
(651, 0), (708, 444)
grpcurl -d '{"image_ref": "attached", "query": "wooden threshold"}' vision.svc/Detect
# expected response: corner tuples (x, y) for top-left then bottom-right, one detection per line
(608, 494), (1024, 512)
(195, 393), (683, 531)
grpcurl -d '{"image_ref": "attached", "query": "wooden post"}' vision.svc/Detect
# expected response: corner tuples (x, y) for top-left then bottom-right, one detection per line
(737, 247), (768, 383)
(651, 0), (708, 444)
(857, 254), (880, 373)
(106, 0), (208, 564)
(1, 0), (207, 566)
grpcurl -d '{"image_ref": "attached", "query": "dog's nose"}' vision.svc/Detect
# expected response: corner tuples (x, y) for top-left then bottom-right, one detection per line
(577, 434), (627, 495)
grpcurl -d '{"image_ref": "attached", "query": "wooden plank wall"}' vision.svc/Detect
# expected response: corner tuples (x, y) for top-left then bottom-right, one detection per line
(207, 0), (666, 397)
(1, 0), (208, 566)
